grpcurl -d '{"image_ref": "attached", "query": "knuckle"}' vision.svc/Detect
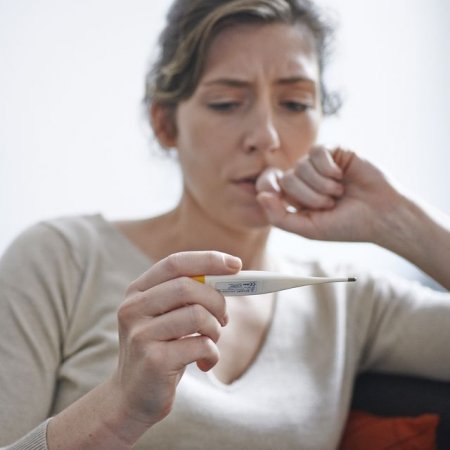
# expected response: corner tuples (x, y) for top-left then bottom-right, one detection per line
(206, 251), (220, 267)
(202, 250), (224, 270)
(174, 276), (194, 300)
(165, 253), (183, 275)
(217, 298), (227, 321)
(160, 318), (178, 340)
(199, 337), (219, 361)
(188, 304), (206, 329)
(125, 281), (139, 297)
(210, 322), (221, 343)
(128, 327), (150, 353)
(195, 335), (213, 355)
(117, 300), (136, 328)
(200, 335), (214, 350)
(144, 342), (167, 369)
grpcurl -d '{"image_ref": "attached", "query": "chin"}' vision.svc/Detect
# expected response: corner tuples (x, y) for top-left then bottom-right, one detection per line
(232, 204), (272, 230)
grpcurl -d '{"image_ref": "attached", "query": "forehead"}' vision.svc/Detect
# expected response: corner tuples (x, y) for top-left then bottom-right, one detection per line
(200, 22), (319, 83)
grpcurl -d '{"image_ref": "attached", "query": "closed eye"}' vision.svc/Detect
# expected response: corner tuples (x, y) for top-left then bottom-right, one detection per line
(281, 101), (311, 112)
(207, 102), (241, 112)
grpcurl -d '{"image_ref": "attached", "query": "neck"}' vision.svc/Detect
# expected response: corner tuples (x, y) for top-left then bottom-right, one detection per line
(148, 192), (273, 270)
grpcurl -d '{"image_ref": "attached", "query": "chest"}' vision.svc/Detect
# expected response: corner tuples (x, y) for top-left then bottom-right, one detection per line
(212, 293), (275, 384)
(137, 294), (354, 450)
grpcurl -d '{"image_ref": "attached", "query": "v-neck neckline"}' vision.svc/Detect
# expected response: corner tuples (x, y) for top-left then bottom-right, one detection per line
(98, 213), (286, 391)
(204, 291), (279, 391)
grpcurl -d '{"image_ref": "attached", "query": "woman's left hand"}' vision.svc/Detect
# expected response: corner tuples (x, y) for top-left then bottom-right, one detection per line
(256, 146), (402, 244)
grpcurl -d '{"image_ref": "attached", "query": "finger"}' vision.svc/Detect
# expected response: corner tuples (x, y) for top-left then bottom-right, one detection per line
(294, 158), (344, 197)
(120, 277), (228, 328)
(147, 304), (222, 343)
(130, 251), (242, 293)
(257, 192), (289, 225)
(309, 146), (343, 179)
(255, 167), (282, 194)
(169, 335), (220, 372)
(331, 147), (356, 173)
(256, 192), (318, 238)
(278, 170), (336, 210)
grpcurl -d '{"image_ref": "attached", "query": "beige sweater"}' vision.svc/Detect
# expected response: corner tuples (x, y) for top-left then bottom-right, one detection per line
(1, 215), (449, 449)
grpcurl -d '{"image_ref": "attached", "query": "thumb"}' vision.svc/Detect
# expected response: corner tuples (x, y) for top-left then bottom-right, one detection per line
(257, 192), (318, 238)
(256, 167), (283, 194)
(256, 191), (287, 225)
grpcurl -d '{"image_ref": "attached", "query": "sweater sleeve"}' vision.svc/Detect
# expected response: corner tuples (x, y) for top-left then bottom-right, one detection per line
(0, 420), (50, 450)
(350, 269), (450, 379)
(0, 223), (81, 446)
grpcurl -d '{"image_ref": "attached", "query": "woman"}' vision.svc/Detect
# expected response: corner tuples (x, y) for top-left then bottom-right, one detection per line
(1, 0), (449, 449)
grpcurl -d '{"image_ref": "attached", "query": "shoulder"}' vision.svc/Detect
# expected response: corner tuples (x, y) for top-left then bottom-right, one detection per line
(1, 214), (107, 273)
(0, 215), (108, 329)
(42, 214), (112, 267)
(0, 214), (118, 293)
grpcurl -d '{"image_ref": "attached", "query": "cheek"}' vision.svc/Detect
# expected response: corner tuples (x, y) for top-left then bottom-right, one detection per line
(283, 111), (321, 165)
(175, 112), (225, 185)
(175, 105), (231, 159)
(176, 117), (207, 156)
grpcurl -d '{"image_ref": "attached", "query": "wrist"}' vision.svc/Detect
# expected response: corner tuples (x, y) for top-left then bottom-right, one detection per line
(373, 190), (448, 268)
(47, 378), (156, 450)
(98, 376), (161, 447)
(372, 192), (424, 259)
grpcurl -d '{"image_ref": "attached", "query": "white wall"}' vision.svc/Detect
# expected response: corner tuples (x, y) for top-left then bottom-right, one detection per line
(1, 0), (449, 286)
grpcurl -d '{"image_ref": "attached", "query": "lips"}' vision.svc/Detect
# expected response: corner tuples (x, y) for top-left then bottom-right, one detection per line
(237, 175), (258, 184)
(232, 174), (260, 194)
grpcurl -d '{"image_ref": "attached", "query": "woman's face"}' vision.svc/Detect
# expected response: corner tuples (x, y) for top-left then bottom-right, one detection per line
(173, 22), (322, 230)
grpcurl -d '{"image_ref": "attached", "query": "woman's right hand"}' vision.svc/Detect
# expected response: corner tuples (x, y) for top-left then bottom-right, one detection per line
(111, 251), (242, 427)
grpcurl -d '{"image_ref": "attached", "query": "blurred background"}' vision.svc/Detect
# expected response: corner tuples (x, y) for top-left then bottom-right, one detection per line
(1, 0), (449, 287)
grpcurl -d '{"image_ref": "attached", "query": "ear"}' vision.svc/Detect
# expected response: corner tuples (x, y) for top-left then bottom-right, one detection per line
(150, 103), (177, 149)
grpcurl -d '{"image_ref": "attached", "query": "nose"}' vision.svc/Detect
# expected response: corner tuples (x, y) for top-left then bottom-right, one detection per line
(243, 102), (280, 155)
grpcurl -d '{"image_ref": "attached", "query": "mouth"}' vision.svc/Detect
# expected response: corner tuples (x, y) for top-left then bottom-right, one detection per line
(232, 175), (260, 194)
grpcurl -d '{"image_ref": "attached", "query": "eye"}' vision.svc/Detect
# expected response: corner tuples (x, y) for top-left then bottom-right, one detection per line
(281, 101), (311, 112)
(207, 102), (241, 112)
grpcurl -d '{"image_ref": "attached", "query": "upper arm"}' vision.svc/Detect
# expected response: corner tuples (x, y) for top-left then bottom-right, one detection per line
(353, 271), (450, 380)
(0, 223), (81, 444)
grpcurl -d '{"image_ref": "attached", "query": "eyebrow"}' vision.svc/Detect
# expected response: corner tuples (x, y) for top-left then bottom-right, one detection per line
(277, 76), (316, 86)
(202, 76), (316, 88)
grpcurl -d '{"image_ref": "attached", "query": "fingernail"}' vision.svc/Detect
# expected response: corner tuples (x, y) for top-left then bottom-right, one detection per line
(268, 170), (282, 193)
(221, 312), (229, 327)
(224, 255), (241, 270)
